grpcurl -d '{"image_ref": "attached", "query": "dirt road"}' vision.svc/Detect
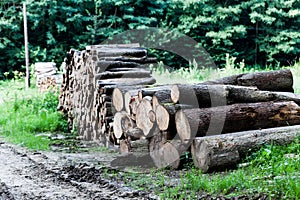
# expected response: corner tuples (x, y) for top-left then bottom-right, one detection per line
(0, 139), (156, 200)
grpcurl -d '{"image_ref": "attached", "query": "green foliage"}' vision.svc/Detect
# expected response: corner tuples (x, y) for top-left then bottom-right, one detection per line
(0, 79), (69, 150)
(1, 0), (300, 76)
(165, 0), (300, 67)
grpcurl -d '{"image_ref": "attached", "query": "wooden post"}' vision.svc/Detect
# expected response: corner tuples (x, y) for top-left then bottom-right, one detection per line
(23, 2), (30, 89)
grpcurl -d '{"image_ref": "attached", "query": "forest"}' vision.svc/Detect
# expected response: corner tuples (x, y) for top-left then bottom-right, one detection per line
(0, 1), (300, 199)
(1, 0), (300, 78)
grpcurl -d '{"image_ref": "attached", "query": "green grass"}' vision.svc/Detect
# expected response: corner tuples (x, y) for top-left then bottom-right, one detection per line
(0, 79), (68, 150)
(108, 140), (299, 199)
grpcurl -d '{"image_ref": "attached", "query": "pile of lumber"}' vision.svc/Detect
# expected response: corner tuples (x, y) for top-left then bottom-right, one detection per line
(58, 44), (157, 146)
(111, 69), (300, 171)
(35, 62), (60, 91)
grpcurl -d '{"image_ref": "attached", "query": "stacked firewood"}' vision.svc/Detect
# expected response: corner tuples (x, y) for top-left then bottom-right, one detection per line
(112, 69), (300, 171)
(58, 44), (157, 146)
(35, 62), (60, 91)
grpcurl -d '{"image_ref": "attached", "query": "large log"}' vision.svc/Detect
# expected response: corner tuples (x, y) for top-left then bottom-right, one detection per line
(97, 77), (156, 87)
(95, 70), (151, 80)
(96, 47), (147, 58)
(176, 101), (300, 144)
(191, 125), (300, 173)
(203, 69), (294, 92)
(99, 57), (156, 64)
(138, 85), (172, 101)
(171, 84), (300, 107)
(95, 61), (149, 73)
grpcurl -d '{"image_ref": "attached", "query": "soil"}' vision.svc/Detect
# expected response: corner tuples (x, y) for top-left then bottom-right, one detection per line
(0, 136), (269, 200)
(0, 138), (156, 200)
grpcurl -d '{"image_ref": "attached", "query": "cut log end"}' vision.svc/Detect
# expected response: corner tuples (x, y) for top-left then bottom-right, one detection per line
(171, 85), (180, 103)
(150, 142), (180, 169)
(155, 104), (170, 131)
(112, 88), (124, 112)
(113, 111), (129, 139)
(136, 98), (154, 137)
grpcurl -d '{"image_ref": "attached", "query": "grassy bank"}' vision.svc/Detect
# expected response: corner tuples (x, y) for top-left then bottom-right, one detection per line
(0, 79), (68, 150)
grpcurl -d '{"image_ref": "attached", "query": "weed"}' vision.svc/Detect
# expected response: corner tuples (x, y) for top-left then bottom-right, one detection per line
(0, 79), (68, 150)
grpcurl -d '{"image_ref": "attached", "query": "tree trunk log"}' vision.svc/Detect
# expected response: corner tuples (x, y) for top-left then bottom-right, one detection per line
(171, 84), (300, 107)
(96, 47), (147, 58)
(176, 101), (300, 144)
(203, 69), (294, 92)
(191, 125), (300, 173)
(95, 70), (151, 80)
(138, 85), (172, 101)
(97, 77), (156, 87)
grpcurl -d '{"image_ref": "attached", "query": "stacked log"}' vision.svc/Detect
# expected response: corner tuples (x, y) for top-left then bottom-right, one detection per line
(58, 44), (157, 146)
(57, 47), (299, 172)
(111, 69), (300, 169)
(35, 62), (60, 91)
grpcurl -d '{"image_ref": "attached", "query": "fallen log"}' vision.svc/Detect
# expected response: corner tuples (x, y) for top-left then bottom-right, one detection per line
(96, 47), (147, 58)
(171, 84), (300, 107)
(203, 69), (294, 92)
(191, 125), (300, 173)
(95, 70), (151, 80)
(138, 85), (172, 101)
(176, 101), (300, 144)
(97, 77), (156, 87)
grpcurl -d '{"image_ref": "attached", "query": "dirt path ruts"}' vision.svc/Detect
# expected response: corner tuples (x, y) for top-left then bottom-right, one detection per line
(0, 140), (156, 200)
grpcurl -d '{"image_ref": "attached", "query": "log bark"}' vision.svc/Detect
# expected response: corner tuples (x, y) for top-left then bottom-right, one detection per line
(107, 67), (151, 72)
(98, 56), (156, 64)
(171, 84), (300, 107)
(171, 84), (300, 108)
(138, 85), (172, 101)
(203, 69), (294, 92)
(97, 77), (156, 87)
(125, 127), (145, 140)
(96, 47), (147, 58)
(95, 70), (151, 80)
(191, 125), (300, 173)
(119, 138), (149, 155)
(176, 101), (300, 144)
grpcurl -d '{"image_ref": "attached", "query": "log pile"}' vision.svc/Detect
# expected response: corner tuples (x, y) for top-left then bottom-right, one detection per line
(58, 44), (157, 146)
(35, 62), (60, 91)
(57, 46), (300, 172)
(111, 69), (300, 170)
